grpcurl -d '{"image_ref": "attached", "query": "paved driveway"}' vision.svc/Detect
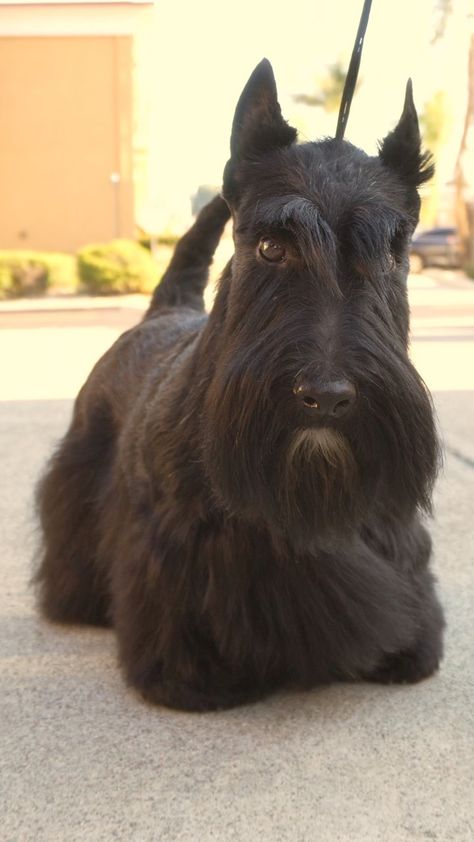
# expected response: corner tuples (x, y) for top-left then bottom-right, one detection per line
(1, 272), (473, 841)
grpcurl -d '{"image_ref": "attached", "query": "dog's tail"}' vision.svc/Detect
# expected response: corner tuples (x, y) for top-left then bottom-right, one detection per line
(145, 195), (231, 316)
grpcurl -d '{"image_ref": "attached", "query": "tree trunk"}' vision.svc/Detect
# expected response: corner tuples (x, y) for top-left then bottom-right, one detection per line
(454, 32), (474, 264)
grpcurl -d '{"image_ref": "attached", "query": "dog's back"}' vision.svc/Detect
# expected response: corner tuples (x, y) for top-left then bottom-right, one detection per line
(34, 195), (229, 627)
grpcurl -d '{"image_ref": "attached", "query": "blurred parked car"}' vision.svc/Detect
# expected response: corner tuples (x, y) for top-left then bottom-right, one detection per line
(409, 227), (463, 272)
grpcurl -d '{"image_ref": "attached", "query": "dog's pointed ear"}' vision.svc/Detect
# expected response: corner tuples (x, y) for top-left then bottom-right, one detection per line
(230, 58), (297, 159)
(223, 59), (297, 202)
(378, 80), (434, 187)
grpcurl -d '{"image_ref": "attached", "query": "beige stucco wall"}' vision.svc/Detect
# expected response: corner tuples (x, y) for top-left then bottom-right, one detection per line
(0, 2), (153, 251)
(0, 34), (134, 251)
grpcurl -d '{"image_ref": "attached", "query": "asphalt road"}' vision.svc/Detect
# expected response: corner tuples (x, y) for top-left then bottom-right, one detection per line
(1, 271), (473, 842)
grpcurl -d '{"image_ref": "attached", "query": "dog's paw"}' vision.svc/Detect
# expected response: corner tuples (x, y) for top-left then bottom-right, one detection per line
(366, 647), (441, 685)
(138, 679), (265, 712)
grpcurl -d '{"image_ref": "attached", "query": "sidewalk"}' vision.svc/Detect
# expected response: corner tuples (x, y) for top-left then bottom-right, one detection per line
(1, 270), (473, 841)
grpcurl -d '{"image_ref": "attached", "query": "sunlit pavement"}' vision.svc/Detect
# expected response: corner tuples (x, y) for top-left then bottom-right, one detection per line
(1, 269), (473, 401)
(1, 271), (473, 841)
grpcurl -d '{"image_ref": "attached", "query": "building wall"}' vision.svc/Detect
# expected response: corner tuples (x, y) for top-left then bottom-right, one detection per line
(0, 34), (133, 251)
(0, 2), (153, 252)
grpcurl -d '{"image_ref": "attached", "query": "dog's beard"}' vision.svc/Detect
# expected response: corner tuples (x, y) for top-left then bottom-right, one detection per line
(347, 356), (440, 518)
(200, 347), (438, 544)
(286, 427), (352, 468)
(201, 370), (363, 543)
(282, 427), (361, 544)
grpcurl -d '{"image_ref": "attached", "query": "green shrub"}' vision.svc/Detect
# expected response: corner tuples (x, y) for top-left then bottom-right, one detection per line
(157, 233), (180, 247)
(44, 253), (78, 291)
(0, 252), (49, 298)
(77, 239), (158, 294)
(0, 251), (78, 299)
(138, 233), (180, 250)
(466, 264), (474, 281)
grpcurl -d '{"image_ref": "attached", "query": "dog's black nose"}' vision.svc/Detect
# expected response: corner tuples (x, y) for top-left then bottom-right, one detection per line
(293, 379), (356, 418)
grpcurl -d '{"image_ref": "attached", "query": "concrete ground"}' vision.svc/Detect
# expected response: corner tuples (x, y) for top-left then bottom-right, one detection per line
(1, 270), (473, 842)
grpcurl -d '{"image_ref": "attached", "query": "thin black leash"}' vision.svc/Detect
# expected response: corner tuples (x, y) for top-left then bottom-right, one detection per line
(335, 0), (373, 141)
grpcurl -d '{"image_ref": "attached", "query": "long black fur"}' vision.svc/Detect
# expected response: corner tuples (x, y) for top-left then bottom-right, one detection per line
(35, 60), (444, 711)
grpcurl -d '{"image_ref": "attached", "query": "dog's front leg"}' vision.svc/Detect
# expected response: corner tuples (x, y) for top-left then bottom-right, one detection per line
(366, 569), (445, 685)
(109, 509), (269, 712)
(116, 599), (269, 713)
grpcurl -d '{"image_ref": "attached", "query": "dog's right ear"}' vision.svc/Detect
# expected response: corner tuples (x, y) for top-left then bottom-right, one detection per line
(223, 59), (297, 202)
(378, 80), (434, 188)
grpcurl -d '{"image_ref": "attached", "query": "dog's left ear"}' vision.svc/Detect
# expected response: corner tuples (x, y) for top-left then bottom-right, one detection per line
(223, 59), (297, 201)
(378, 80), (434, 187)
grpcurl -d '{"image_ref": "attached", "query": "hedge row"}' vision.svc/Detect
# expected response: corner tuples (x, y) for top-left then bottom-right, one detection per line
(0, 252), (50, 298)
(77, 239), (158, 294)
(0, 239), (166, 299)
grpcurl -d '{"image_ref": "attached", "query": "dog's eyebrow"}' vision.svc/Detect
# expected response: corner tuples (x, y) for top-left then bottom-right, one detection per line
(252, 195), (336, 252)
(251, 195), (340, 294)
(348, 204), (409, 263)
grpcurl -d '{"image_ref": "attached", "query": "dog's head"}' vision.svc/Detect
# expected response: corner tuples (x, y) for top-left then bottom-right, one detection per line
(201, 60), (439, 543)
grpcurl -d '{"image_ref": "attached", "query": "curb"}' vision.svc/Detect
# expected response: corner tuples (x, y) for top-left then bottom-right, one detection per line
(0, 294), (150, 314)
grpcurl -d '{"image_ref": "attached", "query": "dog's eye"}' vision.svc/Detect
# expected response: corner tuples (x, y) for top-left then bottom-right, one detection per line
(258, 238), (286, 263)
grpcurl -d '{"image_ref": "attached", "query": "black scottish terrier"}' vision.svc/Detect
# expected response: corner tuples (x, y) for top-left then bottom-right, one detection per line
(36, 60), (444, 711)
